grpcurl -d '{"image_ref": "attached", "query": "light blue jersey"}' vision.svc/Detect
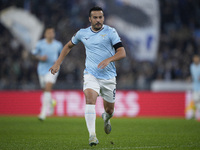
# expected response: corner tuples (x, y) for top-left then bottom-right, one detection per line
(190, 63), (200, 91)
(71, 25), (121, 79)
(32, 39), (63, 75)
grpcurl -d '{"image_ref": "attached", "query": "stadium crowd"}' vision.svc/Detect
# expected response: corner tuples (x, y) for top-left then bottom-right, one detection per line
(0, 0), (200, 90)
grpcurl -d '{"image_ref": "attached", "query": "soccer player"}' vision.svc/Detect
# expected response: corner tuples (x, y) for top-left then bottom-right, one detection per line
(49, 6), (126, 146)
(32, 26), (63, 121)
(190, 55), (200, 121)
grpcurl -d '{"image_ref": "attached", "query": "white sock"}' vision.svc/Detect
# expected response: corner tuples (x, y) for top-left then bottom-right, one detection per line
(39, 92), (51, 119)
(85, 104), (96, 136)
(104, 109), (115, 122)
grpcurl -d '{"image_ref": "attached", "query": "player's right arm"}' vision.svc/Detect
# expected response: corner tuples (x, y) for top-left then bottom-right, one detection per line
(49, 40), (74, 75)
(32, 55), (48, 62)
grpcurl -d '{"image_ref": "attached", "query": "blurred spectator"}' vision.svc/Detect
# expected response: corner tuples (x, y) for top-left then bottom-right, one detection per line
(0, 0), (200, 90)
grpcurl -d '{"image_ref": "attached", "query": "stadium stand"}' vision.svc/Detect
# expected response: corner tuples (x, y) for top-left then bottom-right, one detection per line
(0, 0), (200, 90)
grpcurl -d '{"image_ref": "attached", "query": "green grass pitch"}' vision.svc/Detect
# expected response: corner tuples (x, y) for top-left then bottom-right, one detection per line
(0, 117), (200, 150)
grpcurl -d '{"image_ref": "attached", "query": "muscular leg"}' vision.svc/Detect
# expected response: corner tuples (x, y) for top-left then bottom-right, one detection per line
(44, 82), (53, 92)
(103, 100), (114, 115)
(84, 88), (98, 104)
(103, 100), (115, 122)
(102, 100), (115, 134)
(84, 89), (98, 136)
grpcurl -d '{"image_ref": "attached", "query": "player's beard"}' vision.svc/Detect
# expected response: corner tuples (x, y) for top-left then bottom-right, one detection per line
(93, 23), (102, 31)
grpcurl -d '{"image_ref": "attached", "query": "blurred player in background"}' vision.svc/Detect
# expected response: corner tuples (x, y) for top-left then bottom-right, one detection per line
(50, 6), (126, 146)
(32, 26), (63, 121)
(190, 55), (200, 121)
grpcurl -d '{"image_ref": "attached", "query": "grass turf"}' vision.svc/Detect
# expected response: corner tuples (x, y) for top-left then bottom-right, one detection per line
(0, 117), (200, 150)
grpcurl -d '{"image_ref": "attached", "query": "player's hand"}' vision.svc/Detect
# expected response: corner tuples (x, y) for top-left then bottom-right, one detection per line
(39, 55), (48, 62)
(98, 58), (111, 69)
(49, 64), (60, 75)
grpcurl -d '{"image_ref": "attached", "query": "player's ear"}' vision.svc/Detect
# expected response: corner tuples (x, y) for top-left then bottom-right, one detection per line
(89, 17), (91, 23)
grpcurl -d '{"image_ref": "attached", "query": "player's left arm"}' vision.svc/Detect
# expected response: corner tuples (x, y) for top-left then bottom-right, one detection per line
(98, 45), (126, 69)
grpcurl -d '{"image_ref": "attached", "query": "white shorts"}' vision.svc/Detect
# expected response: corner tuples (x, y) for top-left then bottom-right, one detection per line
(193, 91), (200, 102)
(38, 72), (59, 88)
(83, 74), (116, 103)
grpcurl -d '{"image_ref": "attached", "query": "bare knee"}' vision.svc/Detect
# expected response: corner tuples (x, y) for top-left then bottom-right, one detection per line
(44, 82), (53, 92)
(104, 100), (114, 115)
(84, 89), (98, 105)
(105, 107), (114, 115)
(86, 98), (96, 105)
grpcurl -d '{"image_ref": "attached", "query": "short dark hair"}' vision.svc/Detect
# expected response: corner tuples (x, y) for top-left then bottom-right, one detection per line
(89, 6), (103, 17)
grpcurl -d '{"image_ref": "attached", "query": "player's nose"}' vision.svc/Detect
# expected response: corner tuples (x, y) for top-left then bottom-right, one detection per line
(96, 18), (100, 22)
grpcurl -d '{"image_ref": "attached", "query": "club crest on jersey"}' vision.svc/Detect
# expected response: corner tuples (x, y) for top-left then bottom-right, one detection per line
(100, 34), (107, 39)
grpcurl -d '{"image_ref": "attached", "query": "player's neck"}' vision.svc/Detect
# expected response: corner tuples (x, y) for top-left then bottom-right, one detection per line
(91, 26), (104, 32)
(46, 39), (53, 44)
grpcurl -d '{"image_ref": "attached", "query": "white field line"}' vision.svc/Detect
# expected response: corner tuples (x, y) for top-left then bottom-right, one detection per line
(82, 144), (199, 150)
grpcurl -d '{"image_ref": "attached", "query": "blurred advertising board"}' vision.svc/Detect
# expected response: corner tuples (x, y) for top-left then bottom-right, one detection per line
(0, 91), (187, 117)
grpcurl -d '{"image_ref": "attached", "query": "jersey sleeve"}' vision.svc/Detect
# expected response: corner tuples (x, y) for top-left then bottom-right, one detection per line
(71, 30), (81, 45)
(109, 28), (121, 46)
(190, 64), (199, 82)
(31, 42), (41, 55)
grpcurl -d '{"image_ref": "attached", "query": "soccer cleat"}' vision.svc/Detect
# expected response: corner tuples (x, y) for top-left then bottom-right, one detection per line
(49, 99), (56, 116)
(38, 114), (45, 121)
(89, 135), (99, 146)
(102, 112), (111, 134)
(38, 117), (45, 121)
